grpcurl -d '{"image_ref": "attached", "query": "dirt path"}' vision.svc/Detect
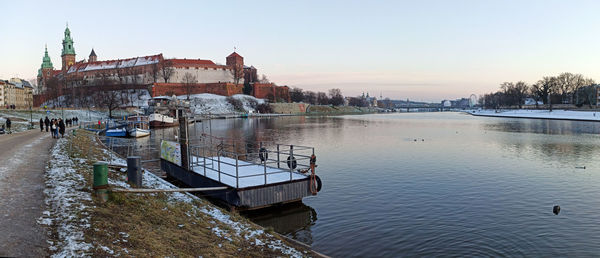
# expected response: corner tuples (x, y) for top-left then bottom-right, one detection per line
(0, 129), (55, 257)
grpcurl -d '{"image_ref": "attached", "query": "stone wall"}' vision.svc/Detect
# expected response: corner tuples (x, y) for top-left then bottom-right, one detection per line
(151, 82), (242, 97)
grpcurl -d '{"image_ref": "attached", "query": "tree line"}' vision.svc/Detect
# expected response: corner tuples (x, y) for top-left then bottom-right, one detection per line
(289, 88), (345, 106)
(481, 72), (597, 110)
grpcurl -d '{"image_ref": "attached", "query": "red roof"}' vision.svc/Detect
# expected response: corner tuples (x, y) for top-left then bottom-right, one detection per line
(227, 52), (242, 58)
(166, 58), (228, 69)
(169, 59), (215, 66)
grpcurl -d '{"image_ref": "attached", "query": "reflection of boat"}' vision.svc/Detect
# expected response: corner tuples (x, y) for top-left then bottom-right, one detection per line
(105, 128), (127, 137)
(127, 116), (150, 138)
(149, 113), (178, 128)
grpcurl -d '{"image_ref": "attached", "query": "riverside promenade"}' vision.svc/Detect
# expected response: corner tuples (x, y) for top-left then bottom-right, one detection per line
(0, 129), (54, 256)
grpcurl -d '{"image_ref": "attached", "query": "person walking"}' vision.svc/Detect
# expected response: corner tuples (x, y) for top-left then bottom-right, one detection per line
(40, 118), (44, 132)
(6, 118), (11, 134)
(51, 120), (57, 138)
(44, 117), (50, 132)
(59, 119), (65, 138)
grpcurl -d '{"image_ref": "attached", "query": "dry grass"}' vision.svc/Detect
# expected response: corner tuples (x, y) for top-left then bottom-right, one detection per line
(59, 130), (311, 257)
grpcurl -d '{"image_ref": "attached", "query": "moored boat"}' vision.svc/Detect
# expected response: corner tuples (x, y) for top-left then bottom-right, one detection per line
(127, 115), (151, 137)
(105, 128), (127, 137)
(149, 113), (179, 128)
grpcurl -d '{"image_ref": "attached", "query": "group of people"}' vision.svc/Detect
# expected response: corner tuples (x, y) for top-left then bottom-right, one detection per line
(39, 116), (78, 139)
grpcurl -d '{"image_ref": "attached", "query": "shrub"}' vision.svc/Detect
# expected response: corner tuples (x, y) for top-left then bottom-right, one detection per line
(226, 96), (244, 112)
(255, 103), (273, 113)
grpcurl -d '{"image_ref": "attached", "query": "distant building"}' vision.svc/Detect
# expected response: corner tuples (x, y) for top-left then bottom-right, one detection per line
(0, 78), (34, 109)
(35, 25), (291, 105)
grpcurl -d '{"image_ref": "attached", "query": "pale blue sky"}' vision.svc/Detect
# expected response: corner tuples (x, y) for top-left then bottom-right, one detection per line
(2, 0), (600, 101)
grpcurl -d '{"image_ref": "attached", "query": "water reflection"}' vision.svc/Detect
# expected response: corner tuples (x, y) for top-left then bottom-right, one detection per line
(243, 202), (318, 245)
(104, 113), (600, 257)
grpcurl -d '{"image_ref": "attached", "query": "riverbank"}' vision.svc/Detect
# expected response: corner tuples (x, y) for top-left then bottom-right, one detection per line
(467, 109), (600, 122)
(39, 129), (318, 257)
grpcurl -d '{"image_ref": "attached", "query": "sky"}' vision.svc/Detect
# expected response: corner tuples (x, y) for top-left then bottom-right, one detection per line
(2, 0), (600, 102)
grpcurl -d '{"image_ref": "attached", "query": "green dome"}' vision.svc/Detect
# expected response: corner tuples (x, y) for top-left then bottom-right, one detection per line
(61, 25), (75, 56)
(41, 45), (53, 69)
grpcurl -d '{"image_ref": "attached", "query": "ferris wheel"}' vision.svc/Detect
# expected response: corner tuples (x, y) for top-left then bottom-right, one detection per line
(469, 94), (478, 108)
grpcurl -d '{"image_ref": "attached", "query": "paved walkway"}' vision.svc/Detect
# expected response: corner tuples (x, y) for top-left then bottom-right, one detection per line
(0, 129), (55, 257)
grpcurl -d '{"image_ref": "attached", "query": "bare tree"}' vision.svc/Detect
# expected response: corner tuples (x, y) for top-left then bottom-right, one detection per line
(160, 60), (175, 83)
(513, 81), (528, 109)
(317, 92), (329, 105)
(259, 74), (269, 84)
(328, 88), (344, 106)
(229, 64), (243, 85)
(150, 62), (160, 83)
(304, 91), (317, 105)
(537, 76), (559, 111)
(290, 87), (304, 102)
(557, 72), (575, 104)
(182, 72), (197, 100)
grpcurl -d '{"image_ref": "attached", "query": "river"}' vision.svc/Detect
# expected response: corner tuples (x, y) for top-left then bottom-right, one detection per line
(132, 112), (600, 256)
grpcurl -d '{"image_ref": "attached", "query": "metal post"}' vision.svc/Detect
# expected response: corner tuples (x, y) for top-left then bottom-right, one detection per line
(264, 152), (267, 185)
(203, 146), (206, 176)
(289, 145), (294, 180)
(235, 154), (239, 188)
(217, 154), (221, 182)
(277, 144), (280, 168)
(127, 156), (142, 188)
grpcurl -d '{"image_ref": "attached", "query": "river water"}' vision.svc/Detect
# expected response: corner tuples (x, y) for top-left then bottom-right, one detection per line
(145, 112), (600, 256)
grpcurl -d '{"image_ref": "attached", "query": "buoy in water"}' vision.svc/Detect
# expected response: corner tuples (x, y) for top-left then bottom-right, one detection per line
(553, 205), (561, 215)
(575, 166), (586, 169)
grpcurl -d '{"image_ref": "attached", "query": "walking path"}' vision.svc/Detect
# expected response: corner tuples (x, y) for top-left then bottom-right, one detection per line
(0, 129), (55, 257)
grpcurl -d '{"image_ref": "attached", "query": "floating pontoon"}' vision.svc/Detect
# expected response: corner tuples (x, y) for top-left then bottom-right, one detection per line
(160, 118), (322, 211)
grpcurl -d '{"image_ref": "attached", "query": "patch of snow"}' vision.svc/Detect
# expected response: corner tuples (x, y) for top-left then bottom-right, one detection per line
(41, 137), (93, 257)
(468, 109), (600, 121)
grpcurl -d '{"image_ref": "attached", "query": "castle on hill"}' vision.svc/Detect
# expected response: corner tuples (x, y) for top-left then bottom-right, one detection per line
(36, 25), (290, 106)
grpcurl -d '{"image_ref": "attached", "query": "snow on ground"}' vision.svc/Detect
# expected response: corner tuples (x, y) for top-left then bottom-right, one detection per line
(181, 93), (265, 115)
(101, 146), (303, 256)
(468, 109), (600, 121)
(39, 137), (93, 257)
(42, 89), (151, 109)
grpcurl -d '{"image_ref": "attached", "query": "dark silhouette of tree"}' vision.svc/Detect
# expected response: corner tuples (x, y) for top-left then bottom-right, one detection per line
(290, 87), (304, 102)
(182, 72), (197, 100)
(160, 60), (175, 83)
(328, 88), (344, 106)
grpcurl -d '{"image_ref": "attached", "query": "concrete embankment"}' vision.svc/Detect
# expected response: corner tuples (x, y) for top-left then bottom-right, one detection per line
(467, 109), (600, 122)
(270, 103), (377, 115)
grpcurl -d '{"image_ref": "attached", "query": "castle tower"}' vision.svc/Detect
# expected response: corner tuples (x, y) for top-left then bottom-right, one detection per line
(61, 24), (76, 72)
(89, 48), (97, 62)
(38, 44), (54, 91)
(226, 51), (244, 84)
(226, 51), (244, 68)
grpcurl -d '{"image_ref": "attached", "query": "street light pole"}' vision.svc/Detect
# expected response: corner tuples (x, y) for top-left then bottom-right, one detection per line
(29, 92), (33, 129)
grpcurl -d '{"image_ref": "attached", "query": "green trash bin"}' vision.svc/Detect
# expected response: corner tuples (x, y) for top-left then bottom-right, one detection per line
(93, 162), (108, 202)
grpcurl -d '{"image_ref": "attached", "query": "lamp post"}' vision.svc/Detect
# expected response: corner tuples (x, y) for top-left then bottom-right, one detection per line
(29, 92), (33, 129)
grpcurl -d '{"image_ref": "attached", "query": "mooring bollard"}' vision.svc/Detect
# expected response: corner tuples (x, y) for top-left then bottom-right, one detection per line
(93, 162), (109, 202)
(127, 156), (142, 188)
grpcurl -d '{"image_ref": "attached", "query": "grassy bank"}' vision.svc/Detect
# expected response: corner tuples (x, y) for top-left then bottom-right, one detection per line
(40, 129), (314, 257)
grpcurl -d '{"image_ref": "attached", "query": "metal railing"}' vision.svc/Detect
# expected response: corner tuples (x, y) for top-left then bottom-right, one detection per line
(188, 134), (315, 188)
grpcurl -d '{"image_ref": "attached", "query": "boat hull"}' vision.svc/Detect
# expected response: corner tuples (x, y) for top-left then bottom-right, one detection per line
(150, 120), (179, 128)
(105, 128), (127, 137)
(128, 128), (150, 138)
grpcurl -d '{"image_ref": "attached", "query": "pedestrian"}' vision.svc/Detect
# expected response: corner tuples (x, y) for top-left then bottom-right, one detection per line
(44, 117), (50, 132)
(6, 117), (11, 134)
(51, 120), (57, 138)
(40, 118), (44, 132)
(59, 119), (65, 138)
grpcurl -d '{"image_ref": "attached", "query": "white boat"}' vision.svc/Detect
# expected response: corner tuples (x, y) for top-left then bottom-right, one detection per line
(127, 115), (151, 138)
(128, 127), (150, 138)
(149, 113), (178, 128)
